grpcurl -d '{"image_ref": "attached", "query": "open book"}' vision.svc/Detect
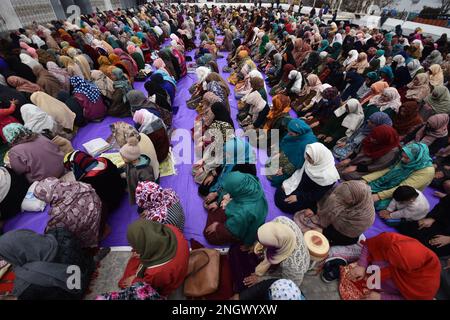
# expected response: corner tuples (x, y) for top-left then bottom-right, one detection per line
(82, 138), (111, 157)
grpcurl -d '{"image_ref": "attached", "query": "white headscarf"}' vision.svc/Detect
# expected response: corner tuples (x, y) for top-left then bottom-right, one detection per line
(288, 70), (303, 95)
(335, 99), (365, 137)
(19, 53), (40, 69)
(195, 66), (211, 83)
(0, 167), (11, 203)
(332, 33), (343, 45)
(393, 55), (406, 67)
(283, 142), (340, 195)
(20, 103), (57, 134)
(343, 50), (358, 67)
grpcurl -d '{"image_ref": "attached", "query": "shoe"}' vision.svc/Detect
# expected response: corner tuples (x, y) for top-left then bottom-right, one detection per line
(321, 257), (347, 283)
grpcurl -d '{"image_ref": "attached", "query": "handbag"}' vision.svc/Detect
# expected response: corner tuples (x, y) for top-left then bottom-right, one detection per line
(183, 249), (220, 297)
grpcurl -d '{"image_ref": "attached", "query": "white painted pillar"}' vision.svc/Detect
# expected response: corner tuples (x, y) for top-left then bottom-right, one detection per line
(0, 0), (23, 30)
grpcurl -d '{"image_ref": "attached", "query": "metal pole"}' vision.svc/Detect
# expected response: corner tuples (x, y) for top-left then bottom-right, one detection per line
(313, 0), (316, 10)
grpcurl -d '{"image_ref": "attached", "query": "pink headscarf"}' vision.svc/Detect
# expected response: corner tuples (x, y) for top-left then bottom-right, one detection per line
(133, 109), (146, 124)
(20, 42), (38, 59)
(127, 44), (137, 54)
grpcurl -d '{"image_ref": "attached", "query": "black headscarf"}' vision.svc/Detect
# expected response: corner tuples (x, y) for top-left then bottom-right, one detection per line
(144, 74), (171, 111)
(211, 102), (234, 128)
(4, 56), (37, 83)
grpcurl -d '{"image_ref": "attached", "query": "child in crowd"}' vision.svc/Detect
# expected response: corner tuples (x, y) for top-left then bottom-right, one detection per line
(379, 186), (430, 224)
(120, 136), (155, 204)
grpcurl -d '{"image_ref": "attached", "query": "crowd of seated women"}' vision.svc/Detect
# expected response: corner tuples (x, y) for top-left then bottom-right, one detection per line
(0, 2), (450, 300)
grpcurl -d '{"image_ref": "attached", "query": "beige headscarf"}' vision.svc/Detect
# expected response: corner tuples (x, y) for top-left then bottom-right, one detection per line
(316, 181), (375, 238)
(405, 73), (431, 101)
(254, 220), (297, 276)
(428, 64), (444, 87)
(91, 70), (115, 99)
(30, 91), (76, 131)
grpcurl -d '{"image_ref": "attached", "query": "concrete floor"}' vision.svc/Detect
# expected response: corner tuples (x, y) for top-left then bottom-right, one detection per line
(86, 251), (341, 300)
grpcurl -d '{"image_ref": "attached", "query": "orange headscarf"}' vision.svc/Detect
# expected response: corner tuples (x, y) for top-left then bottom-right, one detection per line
(263, 94), (291, 130)
(359, 81), (389, 106)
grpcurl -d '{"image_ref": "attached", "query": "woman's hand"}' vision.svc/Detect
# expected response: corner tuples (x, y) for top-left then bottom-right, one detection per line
(336, 158), (351, 168)
(121, 276), (135, 287)
(221, 194), (232, 209)
(372, 194), (380, 202)
(317, 134), (326, 139)
(285, 195), (298, 204)
(429, 235), (450, 248)
(205, 192), (218, 204)
(378, 210), (391, 219)
(349, 265), (366, 281)
(205, 222), (219, 235)
(300, 208), (315, 218)
(418, 218), (435, 229)
(243, 273), (261, 287)
(203, 174), (215, 186)
(363, 291), (381, 300)
(9, 99), (19, 106)
(342, 165), (357, 174)
(206, 202), (219, 211)
(324, 136), (333, 143)
(435, 171), (445, 179)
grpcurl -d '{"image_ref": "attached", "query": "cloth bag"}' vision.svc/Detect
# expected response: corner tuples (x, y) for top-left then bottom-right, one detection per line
(183, 248), (220, 297)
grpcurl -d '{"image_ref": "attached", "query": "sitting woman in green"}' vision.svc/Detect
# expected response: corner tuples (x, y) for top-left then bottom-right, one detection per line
(203, 171), (268, 246)
(363, 142), (435, 210)
(266, 118), (317, 187)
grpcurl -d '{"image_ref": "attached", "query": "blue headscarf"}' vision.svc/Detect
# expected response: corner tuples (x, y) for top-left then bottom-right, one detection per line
(379, 65), (394, 81)
(70, 76), (101, 103)
(210, 137), (255, 193)
(153, 69), (176, 87)
(274, 119), (317, 182)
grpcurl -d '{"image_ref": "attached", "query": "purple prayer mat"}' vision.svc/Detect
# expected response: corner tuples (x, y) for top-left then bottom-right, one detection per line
(3, 34), (441, 248)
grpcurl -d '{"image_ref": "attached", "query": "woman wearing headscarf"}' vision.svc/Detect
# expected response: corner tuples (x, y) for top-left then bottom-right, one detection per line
(63, 150), (125, 217)
(0, 229), (95, 300)
(133, 109), (169, 162)
(285, 70), (303, 96)
(365, 87), (402, 119)
(193, 100), (235, 181)
(118, 219), (189, 297)
(3, 123), (64, 183)
(270, 64), (295, 96)
(263, 94), (291, 133)
(389, 55), (409, 88)
(347, 232), (440, 300)
(34, 177), (102, 248)
(295, 181), (375, 246)
(405, 73), (431, 102)
(428, 64), (444, 87)
(6, 76), (41, 98)
(239, 89), (269, 130)
(333, 112), (393, 160)
(135, 181), (185, 232)
(423, 50), (443, 68)
(90, 70), (115, 100)
(240, 217), (309, 290)
(411, 114), (449, 155)
(5, 55), (37, 83)
(69, 76), (106, 121)
(0, 166), (30, 227)
(292, 38), (311, 68)
(97, 55), (116, 79)
(234, 69), (264, 101)
(346, 52), (369, 74)
(203, 171), (268, 246)
(341, 71), (365, 101)
(20, 103), (65, 139)
(59, 55), (84, 79)
(343, 50), (358, 69)
(292, 74), (322, 114)
(266, 118), (317, 187)
(107, 67), (133, 118)
(363, 142), (435, 210)
(31, 65), (61, 98)
(144, 73), (172, 112)
(126, 90), (171, 128)
(393, 101), (424, 138)
(46, 62), (70, 92)
(275, 142), (339, 214)
(407, 59), (425, 79)
(68, 48), (92, 81)
(338, 125), (401, 181)
(397, 195), (450, 257)
(127, 45), (145, 71)
(204, 72), (231, 111)
(423, 85), (450, 117)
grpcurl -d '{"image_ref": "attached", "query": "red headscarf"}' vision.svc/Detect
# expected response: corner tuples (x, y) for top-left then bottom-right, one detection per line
(281, 64), (295, 82)
(362, 125), (400, 159)
(366, 232), (441, 300)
